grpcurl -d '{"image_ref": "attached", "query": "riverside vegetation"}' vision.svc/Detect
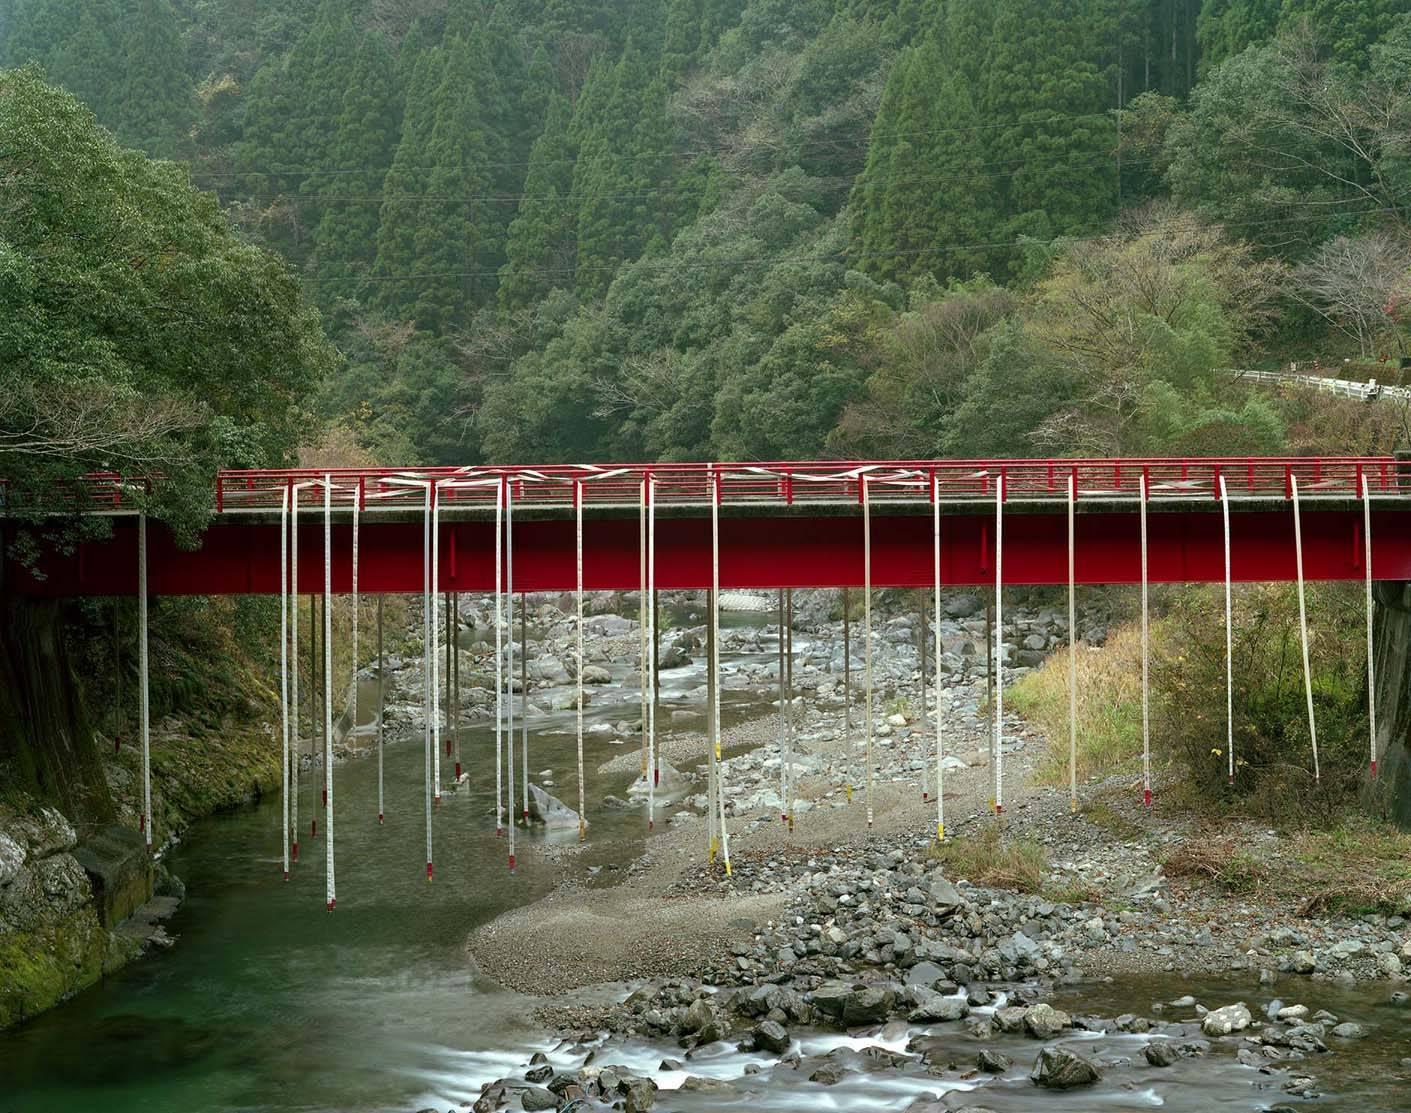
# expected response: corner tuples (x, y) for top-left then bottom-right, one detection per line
(5, 0), (1411, 1077)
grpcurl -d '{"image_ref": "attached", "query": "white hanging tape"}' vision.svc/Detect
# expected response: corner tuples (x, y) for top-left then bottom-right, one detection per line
(1140, 470), (1151, 809)
(323, 477), (336, 910)
(139, 510), (151, 851)
(1363, 473), (1378, 778)
(1068, 471), (1078, 813)
(862, 475), (873, 827)
(431, 481), (441, 806)
(711, 472), (730, 873)
(495, 477), (504, 835)
(1290, 476), (1321, 783)
(931, 472), (944, 841)
(994, 475), (1004, 816)
(639, 480), (649, 790)
(290, 485), (301, 863)
(575, 480), (586, 842)
(507, 479), (517, 871)
(280, 487), (290, 879)
(422, 482), (433, 881)
(647, 475), (657, 832)
(1220, 475), (1235, 784)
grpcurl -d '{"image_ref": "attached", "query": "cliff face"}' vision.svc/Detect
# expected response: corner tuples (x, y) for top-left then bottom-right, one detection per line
(0, 597), (281, 1031)
(1372, 583), (1411, 829)
(0, 804), (141, 1029)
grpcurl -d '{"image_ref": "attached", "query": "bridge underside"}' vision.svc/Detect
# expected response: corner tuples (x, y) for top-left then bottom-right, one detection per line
(8, 501), (1408, 596)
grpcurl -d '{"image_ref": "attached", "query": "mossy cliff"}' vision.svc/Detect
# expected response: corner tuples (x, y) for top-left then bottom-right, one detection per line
(1, 596), (282, 1031)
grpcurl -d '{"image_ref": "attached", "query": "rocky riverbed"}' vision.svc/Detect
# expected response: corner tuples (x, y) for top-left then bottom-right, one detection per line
(432, 588), (1411, 1112)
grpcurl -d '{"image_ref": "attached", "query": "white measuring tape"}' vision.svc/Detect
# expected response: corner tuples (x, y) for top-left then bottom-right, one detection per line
(931, 474), (944, 841)
(323, 477), (336, 910)
(1290, 475), (1321, 783)
(1363, 474), (1378, 778)
(1140, 471), (1151, 809)
(1220, 475), (1235, 784)
(1067, 471), (1078, 812)
(280, 488), (290, 879)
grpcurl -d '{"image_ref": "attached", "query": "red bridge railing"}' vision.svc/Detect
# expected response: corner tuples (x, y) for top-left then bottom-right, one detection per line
(212, 457), (1403, 513)
(3, 459), (1401, 514)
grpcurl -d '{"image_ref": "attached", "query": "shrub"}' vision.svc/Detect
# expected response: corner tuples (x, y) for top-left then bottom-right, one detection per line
(1154, 583), (1369, 824)
(1010, 624), (1145, 784)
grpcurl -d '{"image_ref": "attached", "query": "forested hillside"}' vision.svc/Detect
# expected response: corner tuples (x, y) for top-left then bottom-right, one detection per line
(5, 0), (1410, 465)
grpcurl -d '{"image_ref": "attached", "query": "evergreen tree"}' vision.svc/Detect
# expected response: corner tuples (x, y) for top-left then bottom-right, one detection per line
(373, 47), (448, 319)
(499, 94), (578, 309)
(662, 0), (704, 76)
(314, 31), (401, 307)
(373, 37), (491, 329)
(1278, 0), (1411, 66)
(2, 0), (193, 155)
(240, 0), (359, 234)
(113, 0), (194, 154)
(1196, 0), (1282, 71)
(571, 45), (676, 298)
(979, 0), (1117, 250)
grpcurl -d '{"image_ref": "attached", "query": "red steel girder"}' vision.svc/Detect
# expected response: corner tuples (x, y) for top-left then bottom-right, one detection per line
(9, 504), (1409, 597)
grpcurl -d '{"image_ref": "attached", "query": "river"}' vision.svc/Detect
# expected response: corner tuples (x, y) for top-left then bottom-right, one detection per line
(1, 609), (1406, 1111)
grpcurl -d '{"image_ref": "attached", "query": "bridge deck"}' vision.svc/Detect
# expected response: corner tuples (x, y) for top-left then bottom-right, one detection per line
(9, 486), (1410, 596)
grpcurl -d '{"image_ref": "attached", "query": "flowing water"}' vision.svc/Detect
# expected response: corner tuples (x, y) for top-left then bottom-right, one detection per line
(1, 609), (1406, 1111)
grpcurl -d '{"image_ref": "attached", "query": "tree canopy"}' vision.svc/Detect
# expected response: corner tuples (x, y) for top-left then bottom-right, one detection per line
(0, 66), (336, 540)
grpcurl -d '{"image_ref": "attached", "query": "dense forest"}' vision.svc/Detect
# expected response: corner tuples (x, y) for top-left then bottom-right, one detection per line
(5, 0), (1411, 469)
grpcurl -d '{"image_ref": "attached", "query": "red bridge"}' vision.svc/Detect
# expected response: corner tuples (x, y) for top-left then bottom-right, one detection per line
(9, 457), (1409, 596)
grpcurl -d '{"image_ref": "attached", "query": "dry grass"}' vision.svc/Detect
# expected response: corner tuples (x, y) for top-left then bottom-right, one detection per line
(927, 827), (1048, 892)
(1008, 623), (1146, 786)
(1161, 821), (1411, 916)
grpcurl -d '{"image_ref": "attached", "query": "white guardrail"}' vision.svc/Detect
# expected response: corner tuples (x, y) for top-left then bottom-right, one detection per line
(1233, 367), (1411, 402)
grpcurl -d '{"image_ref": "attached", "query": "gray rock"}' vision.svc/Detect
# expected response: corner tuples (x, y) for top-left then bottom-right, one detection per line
(976, 1049), (1012, 1073)
(1201, 1002), (1252, 1036)
(0, 832), (25, 887)
(809, 1060), (849, 1085)
(1144, 1041), (1179, 1067)
(520, 1085), (558, 1111)
(999, 931), (1042, 966)
(523, 783), (585, 831)
(1330, 1022), (1370, 1040)
(929, 876), (964, 911)
(842, 985), (896, 1025)
(909, 995), (968, 1023)
(905, 961), (947, 989)
(581, 665), (612, 684)
(1023, 1004), (1070, 1039)
(622, 1076), (656, 1113)
(753, 1020), (791, 1053)
(681, 997), (715, 1034)
(812, 982), (852, 1018)
(1030, 1046), (1102, 1089)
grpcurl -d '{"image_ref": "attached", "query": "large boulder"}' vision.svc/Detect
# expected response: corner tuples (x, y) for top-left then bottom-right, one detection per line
(523, 783), (585, 831)
(1030, 1046), (1102, 1089)
(842, 984), (897, 1025)
(753, 1020), (791, 1053)
(1023, 1004), (1070, 1039)
(1201, 1003), (1252, 1036)
(909, 994), (968, 1023)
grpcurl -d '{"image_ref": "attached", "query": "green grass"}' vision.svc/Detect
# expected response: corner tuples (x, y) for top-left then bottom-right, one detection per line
(927, 827), (1048, 892)
(1008, 624), (1146, 786)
